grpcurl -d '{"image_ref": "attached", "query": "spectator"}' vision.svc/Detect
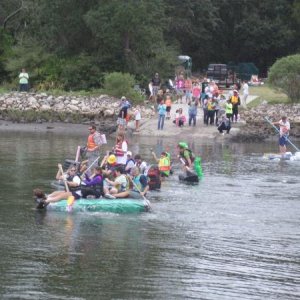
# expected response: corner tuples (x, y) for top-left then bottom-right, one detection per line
(19, 68), (29, 92)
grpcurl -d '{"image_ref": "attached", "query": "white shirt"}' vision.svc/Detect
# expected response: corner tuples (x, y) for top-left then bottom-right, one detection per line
(116, 141), (128, 165)
(279, 120), (290, 136)
(243, 83), (249, 95)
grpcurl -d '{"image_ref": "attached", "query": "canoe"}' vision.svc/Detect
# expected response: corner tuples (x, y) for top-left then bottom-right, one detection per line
(47, 198), (149, 213)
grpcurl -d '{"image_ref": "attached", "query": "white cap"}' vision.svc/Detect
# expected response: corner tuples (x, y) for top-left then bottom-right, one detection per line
(127, 151), (132, 156)
(121, 96), (126, 100)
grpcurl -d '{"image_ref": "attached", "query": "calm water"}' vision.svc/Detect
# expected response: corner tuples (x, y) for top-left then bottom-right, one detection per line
(0, 130), (299, 300)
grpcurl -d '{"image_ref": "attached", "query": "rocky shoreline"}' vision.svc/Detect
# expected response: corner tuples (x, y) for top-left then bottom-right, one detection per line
(0, 92), (299, 140)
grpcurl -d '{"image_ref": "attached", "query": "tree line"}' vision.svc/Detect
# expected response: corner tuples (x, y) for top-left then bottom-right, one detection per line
(0, 0), (299, 91)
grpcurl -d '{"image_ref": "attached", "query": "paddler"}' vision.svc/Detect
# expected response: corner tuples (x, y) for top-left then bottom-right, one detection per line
(177, 142), (203, 179)
(272, 116), (290, 155)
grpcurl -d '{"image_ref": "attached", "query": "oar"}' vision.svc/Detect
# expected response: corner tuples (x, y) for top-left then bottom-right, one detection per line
(58, 164), (70, 193)
(80, 156), (100, 179)
(75, 145), (81, 162)
(264, 117), (300, 152)
(127, 175), (151, 208)
(58, 164), (74, 211)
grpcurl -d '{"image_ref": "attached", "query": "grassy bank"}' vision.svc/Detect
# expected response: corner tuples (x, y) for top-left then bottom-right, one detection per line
(248, 84), (289, 107)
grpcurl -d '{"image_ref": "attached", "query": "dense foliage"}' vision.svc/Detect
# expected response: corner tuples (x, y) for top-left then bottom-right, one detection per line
(0, 0), (299, 91)
(268, 54), (300, 103)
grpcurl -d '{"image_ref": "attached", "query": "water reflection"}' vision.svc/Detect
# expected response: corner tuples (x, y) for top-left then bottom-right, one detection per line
(0, 131), (299, 299)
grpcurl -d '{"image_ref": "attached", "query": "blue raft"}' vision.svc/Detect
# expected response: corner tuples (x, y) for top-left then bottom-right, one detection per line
(47, 198), (149, 213)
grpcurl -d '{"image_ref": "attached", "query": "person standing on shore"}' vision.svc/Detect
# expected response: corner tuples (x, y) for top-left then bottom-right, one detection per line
(19, 68), (29, 92)
(272, 116), (290, 155)
(242, 80), (249, 107)
(157, 99), (167, 130)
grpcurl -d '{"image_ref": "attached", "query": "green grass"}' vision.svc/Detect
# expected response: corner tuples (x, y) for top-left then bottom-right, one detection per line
(248, 84), (290, 107)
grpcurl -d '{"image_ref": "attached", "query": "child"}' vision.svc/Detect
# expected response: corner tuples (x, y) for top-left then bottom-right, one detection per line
(165, 95), (172, 120)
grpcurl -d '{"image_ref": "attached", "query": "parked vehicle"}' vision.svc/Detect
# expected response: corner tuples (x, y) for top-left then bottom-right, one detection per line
(206, 63), (239, 88)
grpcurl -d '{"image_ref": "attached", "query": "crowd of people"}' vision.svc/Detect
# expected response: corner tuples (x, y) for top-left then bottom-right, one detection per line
(146, 72), (251, 135)
(34, 122), (204, 208)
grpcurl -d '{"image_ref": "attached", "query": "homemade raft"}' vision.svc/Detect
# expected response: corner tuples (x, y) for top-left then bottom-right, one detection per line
(263, 152), (300, 161)
(47, 198), (149, 213)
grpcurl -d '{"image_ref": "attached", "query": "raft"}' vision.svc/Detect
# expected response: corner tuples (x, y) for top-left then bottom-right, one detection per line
(263, 152), (300, 161)
(47, 198), (149, 213)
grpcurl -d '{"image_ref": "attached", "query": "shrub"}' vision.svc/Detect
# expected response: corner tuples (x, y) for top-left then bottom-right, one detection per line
(103, 72), (145, 104)
(268, 54), (300, 103)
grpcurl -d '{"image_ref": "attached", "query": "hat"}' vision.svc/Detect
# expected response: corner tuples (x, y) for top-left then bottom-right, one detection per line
(127, 151), (132, 156)
(107, 154), (116, 165)
(178, 142), (188, 149)
(121, 96), (126, 100)
(233, 89), (238, 93)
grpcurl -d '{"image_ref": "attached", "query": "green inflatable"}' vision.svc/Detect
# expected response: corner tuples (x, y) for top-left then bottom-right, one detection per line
(47, 198), (149, 214)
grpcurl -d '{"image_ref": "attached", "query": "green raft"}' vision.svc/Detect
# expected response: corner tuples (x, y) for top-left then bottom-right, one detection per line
(47, 198), (149, 213)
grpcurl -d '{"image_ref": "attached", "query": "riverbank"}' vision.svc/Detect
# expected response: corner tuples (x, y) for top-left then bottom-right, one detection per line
(1, 91), (299, 140)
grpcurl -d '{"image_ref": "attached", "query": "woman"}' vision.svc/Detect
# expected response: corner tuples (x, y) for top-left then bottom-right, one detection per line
(114, 133), (128, 167)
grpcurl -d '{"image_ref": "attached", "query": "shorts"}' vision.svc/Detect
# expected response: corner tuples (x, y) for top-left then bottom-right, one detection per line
(166, 106), (171, 112)
(71, 191), (81, 200)
(279, 135), (288, 146)
(129, 190), (145, 199)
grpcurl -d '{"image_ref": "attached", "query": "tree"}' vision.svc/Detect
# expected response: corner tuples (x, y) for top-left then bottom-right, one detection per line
(268, 54), (300, 103)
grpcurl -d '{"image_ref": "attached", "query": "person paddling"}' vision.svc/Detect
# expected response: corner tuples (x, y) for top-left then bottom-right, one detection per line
(272, 116), (290, 155)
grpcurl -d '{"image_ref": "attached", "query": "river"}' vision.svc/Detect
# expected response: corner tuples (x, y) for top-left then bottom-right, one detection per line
(0, 129), (299, 300)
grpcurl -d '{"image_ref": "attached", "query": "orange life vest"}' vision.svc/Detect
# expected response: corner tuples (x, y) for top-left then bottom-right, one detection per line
(87, 133), (97, 150)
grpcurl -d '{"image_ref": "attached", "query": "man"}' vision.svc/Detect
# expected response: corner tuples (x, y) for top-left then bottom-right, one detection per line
(273, 116), (290, 155)
(19, 68), (29, 92)
(151, 73), (161, 98)
(242, 80), (249, 107)
(177, 142), (194, 171)
(86, 125), (102, 174)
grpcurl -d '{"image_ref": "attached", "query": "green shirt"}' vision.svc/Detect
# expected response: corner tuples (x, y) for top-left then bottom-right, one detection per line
(19, 72), (29, 84)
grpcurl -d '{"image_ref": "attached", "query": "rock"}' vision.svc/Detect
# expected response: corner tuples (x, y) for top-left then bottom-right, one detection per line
(103, 109), (115, 117)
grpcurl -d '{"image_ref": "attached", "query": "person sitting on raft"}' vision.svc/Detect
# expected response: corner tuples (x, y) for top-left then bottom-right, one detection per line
(81, 166), (104, 199)
(128, 167), (149, 199)
(103, 166), (129, 199)
(35, 164), (82, 208)
(151, 150), (171, 181)
(125, 151), (135, 174)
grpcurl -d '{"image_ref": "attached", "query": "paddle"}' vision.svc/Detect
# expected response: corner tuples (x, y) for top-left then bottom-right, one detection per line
(80, 156), (101, 179)
(264, 117), (300, 152)
(127, 175), (151, 208)
(58, 164), (75, 211)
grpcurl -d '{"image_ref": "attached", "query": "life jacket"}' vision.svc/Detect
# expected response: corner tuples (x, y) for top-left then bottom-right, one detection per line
(225, 103), (233, 114)
(115, 141), (127, 157)
(147, 165), (161, 190)
(66, 175), (81, 191)
(87, 133), (97, 150)
(158, 157), (171, 175)
(230, 95), (239, 105)
(165, 98), (172, 107)
(132, 175), (147, 193)
(180, 149), (195, 165)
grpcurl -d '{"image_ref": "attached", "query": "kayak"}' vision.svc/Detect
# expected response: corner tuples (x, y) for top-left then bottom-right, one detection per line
(46, 198), (149, 213)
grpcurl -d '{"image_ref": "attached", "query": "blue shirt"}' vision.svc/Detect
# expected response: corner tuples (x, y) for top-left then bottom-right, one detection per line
(158, 104), (166, 115)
